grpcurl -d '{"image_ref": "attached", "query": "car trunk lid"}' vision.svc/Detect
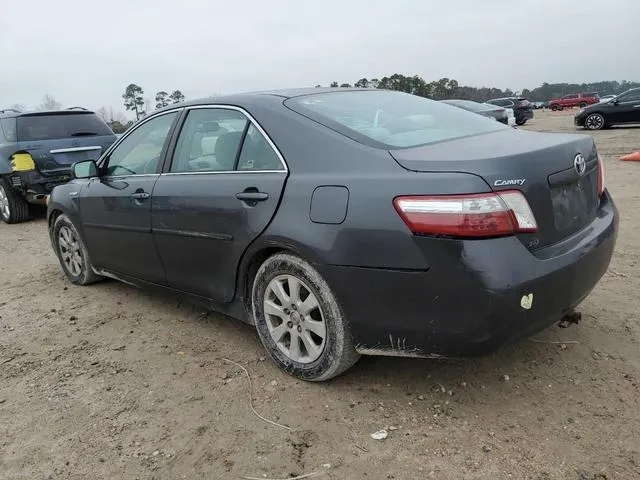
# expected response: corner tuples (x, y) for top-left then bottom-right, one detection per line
(389, 129), (600, 249)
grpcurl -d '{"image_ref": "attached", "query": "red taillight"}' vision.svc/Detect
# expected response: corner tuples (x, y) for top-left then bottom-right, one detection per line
(597, 155), (605, 196)
(394, 191), (538, 238)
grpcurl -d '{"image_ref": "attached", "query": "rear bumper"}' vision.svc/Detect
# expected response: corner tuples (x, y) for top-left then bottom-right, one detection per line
(6, 170), (72, 203)
(322, 193), (618, 358)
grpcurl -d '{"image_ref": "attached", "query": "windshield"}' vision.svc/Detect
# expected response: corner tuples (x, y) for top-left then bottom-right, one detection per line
(16, 112), (113, 142)
(285, 90), (508, 149)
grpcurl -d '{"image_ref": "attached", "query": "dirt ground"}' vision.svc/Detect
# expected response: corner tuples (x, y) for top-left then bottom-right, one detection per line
(1, 110), (639, 480)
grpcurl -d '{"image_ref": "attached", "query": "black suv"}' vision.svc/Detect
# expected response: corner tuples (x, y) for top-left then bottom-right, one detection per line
(485, 97), (534, 126)
(0, 108), (117, 223)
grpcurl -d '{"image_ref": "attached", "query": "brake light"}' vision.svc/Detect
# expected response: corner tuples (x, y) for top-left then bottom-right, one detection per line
(393, 191), (537, 238)
(597, 154), (605, 196)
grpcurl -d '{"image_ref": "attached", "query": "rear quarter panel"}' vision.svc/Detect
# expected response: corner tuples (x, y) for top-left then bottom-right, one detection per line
(240, 98), (493, 271)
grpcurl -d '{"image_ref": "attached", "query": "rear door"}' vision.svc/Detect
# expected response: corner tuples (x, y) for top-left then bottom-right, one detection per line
(79, 110), (180, 283)
(151, 106), (288, 303)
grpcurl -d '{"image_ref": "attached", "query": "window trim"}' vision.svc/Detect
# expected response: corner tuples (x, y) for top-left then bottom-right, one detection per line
(162, 104), (288, 176)
(98, 108), (183, 179)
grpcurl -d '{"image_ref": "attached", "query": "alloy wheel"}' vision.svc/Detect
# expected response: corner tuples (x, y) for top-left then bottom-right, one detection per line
(0, 185), (9, 220)
(263, 274), (327, 364)
(58, 225), (84, 277)
(585, 114), (604, 130)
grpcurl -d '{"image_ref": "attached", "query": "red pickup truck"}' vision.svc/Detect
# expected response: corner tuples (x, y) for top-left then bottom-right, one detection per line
(548, 93), (600, 111)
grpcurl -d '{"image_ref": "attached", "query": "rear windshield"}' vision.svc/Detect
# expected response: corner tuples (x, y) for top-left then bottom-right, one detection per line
(285, 90), (508, 149)
(16, 112), (113, 142)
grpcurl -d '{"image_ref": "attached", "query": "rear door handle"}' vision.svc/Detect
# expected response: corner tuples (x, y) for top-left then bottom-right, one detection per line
(131, 192), (150, 200)
(235, 191), (269, 202)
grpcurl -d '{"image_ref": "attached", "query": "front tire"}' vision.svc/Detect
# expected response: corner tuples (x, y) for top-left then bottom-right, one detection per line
(584, 113), (605, 130)
(252, 253), (359, 381)
(515, 118), (527, 126)
(551, 105), (558, 111)
(0, 179), (29, 224)
(52, 214), (102, 285)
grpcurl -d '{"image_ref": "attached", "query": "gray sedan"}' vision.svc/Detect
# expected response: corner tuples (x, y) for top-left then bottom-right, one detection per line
(47, 88), (617, 381)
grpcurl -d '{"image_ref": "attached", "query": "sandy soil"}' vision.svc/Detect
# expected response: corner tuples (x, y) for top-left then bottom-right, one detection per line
(1, 110), (639, 480)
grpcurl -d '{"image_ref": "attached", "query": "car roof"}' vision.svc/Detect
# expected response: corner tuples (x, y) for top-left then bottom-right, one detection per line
(153, 87), (381, 113)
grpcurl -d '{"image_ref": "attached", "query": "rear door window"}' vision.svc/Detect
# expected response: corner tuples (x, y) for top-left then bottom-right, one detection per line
(170, 109), (249, 172)
(16, 112), (113, 142)
(0, 118), (17, 142)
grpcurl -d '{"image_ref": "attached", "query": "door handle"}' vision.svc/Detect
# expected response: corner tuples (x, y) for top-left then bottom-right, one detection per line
(235, 190), (269, 202)
(131, 191), (150, 200)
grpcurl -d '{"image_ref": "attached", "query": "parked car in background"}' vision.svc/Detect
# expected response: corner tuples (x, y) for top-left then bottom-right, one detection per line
(548, 93), (599, 111)
(485, 97), (534, 125)
(440, 99), (509, 124)
(47, 88), (616, 381)
(598, 95), (616, 103)
(575, 87), (640, 130)
(0, 108), (117, 223)
(531, 102), (546, 109)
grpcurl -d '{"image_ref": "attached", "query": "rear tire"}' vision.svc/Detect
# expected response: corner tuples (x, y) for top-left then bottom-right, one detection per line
(52, 214), (103, 285)
(252, 253), (359, 381)
(516, 118), (527, 126)
(579, 102), (587, 108)
(0, 178), (29, 224)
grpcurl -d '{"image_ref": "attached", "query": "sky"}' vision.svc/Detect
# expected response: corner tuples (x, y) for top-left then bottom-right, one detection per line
(1, 0), (639, 118)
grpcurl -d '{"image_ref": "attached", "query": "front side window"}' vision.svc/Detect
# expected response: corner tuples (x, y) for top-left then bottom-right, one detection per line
(617, 90), (640, 103)
(286, 90), (508, 149)
(171, 109), (248, 172)
(563, 94), (579, 99)
(104, 111), (178, 176)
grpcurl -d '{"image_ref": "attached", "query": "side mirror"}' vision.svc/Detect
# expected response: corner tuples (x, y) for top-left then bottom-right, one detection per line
(72, 160), (98, 179)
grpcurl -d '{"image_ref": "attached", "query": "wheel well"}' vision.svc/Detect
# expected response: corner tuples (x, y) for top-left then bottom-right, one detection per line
(241, 246), (287, 318)
(48, 209), (62, 233)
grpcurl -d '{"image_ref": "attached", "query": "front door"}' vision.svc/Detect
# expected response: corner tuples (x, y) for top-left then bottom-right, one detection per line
(79, 110), (180, 283)
(613, 90), (640, 123)
(151, 106), (288, 302)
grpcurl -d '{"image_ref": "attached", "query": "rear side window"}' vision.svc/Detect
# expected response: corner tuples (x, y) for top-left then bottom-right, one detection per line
(0, 117), (17, 142)
(16, 112), (113, 142)
(286, 90), (508, 149)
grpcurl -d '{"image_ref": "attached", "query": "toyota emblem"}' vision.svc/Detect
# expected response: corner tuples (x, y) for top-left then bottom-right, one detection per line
(574, 154), (586, 176)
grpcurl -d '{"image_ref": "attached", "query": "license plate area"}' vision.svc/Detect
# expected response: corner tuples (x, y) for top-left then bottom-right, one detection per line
(550, 175), (597, 233)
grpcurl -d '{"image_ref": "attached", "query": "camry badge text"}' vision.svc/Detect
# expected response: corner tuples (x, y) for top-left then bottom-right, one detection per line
(494, 178), (526, 187)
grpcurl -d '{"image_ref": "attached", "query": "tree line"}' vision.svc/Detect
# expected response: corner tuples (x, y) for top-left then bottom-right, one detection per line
(11, 77), (639, 135)
(122, 84), (185, 121)
(319, 76), (640, 102)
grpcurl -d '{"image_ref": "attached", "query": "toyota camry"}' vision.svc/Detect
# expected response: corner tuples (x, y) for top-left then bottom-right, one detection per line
(47, 88), (618, 381)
